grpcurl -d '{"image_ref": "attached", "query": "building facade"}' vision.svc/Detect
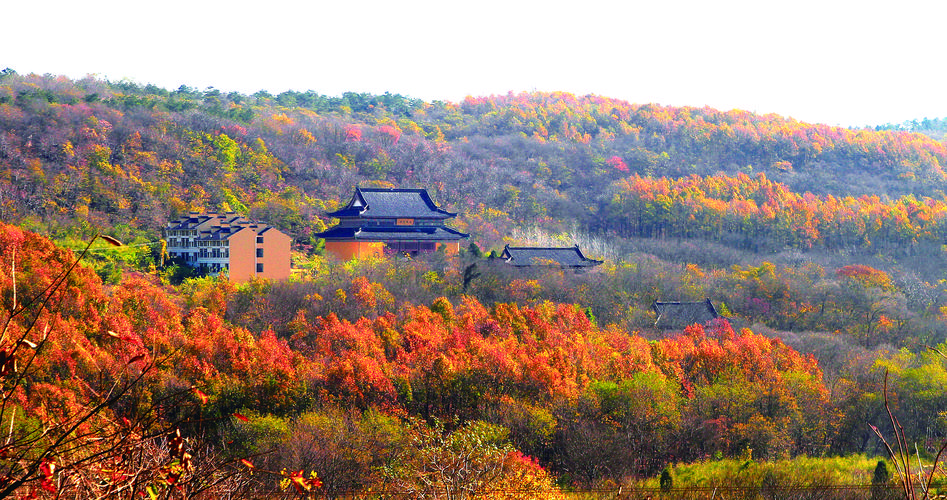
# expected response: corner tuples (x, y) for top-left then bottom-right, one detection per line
(165, 212), (292, 281)
(317, 187), (469, 261)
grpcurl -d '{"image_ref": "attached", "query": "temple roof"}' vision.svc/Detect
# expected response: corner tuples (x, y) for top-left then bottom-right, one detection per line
(651, 299), (720, 329)
(316, 225), (469, 241)
(327, 188), (456, 219)
(500, 245), (603, 268)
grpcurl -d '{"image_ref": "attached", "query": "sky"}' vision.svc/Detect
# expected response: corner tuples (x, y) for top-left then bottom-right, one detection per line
(4, 0), (946, 127)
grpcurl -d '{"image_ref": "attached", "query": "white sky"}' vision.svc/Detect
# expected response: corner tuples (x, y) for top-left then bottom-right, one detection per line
(4, 0), (946, 127)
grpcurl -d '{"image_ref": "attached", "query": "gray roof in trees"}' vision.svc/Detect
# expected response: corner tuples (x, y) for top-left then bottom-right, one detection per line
(500, 245), (604, 268)
(651, 299), (720, 329)
(326, 188), (456, 219)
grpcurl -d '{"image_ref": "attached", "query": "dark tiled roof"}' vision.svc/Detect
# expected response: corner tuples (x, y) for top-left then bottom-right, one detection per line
(164, 212), (279, 240)
(316, 226), (469, 241)
(501, 245), (603, 268)
(651, 299), (719, 329)
(167, 212), (248, 230)
(326, 188), (456, 219)
(204, 226), (249, 240)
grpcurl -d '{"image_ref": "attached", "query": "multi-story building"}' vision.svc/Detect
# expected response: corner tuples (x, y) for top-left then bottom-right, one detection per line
(164, 212), (292, 281)
(316, 187), (469, 260)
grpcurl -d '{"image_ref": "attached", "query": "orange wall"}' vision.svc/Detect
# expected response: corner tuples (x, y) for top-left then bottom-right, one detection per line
(442, 241), (461, 255)
(228, 228), (257, 282)
(325, 241), (385, 261)
(227, 228), (292, 282)
(259, 230), (292, 280)
(325, 240), (463, 260)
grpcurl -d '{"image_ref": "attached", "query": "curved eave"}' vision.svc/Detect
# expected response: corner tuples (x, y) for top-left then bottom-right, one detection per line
(315, 226), (469, 241)
(325, 208), (366, 218)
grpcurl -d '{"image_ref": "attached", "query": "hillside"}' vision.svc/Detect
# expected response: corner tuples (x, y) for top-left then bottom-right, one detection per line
(3, 70), (947, 260)
(4, 70), (947, 495)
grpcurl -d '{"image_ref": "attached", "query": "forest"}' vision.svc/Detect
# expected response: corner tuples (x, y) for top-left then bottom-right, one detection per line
(2, 69), (947, 498)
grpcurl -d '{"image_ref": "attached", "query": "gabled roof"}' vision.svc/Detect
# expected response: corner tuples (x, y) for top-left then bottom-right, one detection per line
(166, 211), (249, 231)
(651, 299), (719, 329)
(326, 188), (456, 219)
(165, 212), (285, 240)
(500, 245), (603, 268)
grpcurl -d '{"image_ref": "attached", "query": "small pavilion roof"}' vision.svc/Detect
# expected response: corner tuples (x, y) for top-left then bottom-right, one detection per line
(500, 245), (603, 268)
(651, 299), (720, 329)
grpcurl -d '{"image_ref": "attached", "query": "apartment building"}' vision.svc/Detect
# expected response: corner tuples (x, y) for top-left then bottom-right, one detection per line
(164, 212), (291, 281)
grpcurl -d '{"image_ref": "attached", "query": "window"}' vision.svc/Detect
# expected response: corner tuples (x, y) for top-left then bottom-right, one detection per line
(256, 236), (264, 243)
(256, 248), (264, 258)
(256, 263), (264, 273)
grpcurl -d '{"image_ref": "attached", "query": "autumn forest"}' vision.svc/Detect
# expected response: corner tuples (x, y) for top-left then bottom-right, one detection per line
(2, 69), (947, 498)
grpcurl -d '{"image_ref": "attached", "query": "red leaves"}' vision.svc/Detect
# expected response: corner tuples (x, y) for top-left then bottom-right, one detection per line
(284, 469), (322, 493)
(344, 126), (362, 142)
(657, 319), (821, 389)
(606, 155), (629, 172)
(39, 459), (56, 493)
(190, 386), (209, 405)
(836, 264), (893, 290)
(233, 412), (250, 423)
(377, 124), (402, 145)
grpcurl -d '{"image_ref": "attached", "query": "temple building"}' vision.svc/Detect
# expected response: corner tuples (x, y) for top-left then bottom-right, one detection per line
(500, 245), (604, 269)
(317, 187), (469, 260)
(164, 212), (292, 281)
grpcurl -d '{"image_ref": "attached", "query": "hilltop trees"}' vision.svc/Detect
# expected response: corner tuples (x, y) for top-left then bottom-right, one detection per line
(4, 71), (947, 254)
